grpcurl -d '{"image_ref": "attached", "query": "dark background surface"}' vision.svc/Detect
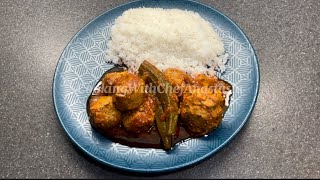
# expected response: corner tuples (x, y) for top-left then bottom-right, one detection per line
(0, 0), (319, 178)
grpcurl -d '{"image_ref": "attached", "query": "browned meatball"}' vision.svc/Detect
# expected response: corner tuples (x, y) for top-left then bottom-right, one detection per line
(163, 68), (194, 96)
(103, 71), (145, 111)
(194, 74), (231, 92)
(122, 94), (157, 133)
(88, 96), (121, 130)
(180, 86), (225, 136)
(194, 74), (218, 87)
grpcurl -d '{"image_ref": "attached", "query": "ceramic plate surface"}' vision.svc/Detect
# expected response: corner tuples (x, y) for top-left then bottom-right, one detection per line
(53, 0), (260, 173)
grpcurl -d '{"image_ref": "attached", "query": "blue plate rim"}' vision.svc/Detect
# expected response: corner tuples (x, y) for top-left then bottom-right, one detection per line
(52, 0), (260, 173)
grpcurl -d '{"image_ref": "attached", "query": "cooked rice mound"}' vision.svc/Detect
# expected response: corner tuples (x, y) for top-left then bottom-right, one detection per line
(106, 8), (228, 75)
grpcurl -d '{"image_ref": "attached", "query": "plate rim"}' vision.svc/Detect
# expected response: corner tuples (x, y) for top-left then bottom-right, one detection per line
(52, 0), (260, 173)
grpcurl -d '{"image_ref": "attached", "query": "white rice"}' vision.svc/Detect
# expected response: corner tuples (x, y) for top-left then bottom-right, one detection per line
(106, 8), (228, 75)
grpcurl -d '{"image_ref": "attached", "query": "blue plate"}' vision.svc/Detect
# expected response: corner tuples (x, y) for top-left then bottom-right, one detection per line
(53, 0), (259, 173)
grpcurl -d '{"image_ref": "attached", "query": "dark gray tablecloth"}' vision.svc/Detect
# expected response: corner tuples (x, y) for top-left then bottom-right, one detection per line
(0, 0), (319, 178)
